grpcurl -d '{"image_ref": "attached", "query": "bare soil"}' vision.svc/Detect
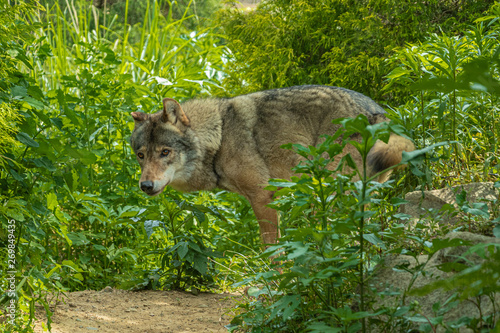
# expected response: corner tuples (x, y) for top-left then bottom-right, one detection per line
(34, 288), (239, 333)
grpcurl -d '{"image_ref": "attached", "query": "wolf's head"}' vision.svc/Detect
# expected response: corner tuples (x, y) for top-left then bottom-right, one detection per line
(130, 98), (196, 196)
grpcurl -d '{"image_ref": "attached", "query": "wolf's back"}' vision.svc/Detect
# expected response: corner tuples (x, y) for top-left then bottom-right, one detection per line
(252, 85), (387, 119)
(246, 85), (415, 181)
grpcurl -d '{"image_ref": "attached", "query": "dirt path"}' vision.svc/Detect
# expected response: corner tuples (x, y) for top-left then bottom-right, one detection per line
(34, 288), (240, 333)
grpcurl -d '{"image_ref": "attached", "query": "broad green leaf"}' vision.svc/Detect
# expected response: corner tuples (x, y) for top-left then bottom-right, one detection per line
(363, 233), (386, 250)
(64, 147), (97, 165)
(16, 132), (39, 147)
(33, 157), (56, 171)
(193, 254), (207, 275)
(178, 242), (188, 259)
(24, 96), (44, 110)
(144, 220), (163, 239)
(494, 225), (500, 238)
(47, 192), (58, 211)
(11, 85), (27, 98)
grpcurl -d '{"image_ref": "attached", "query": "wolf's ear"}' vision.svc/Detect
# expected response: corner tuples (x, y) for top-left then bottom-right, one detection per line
(162, 98), (190, 127)
(131, 112), (148, 129)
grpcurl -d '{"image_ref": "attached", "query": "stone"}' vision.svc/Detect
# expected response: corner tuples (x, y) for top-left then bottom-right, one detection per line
(401, 182), (498, 225)
(369, 232), (500, 332)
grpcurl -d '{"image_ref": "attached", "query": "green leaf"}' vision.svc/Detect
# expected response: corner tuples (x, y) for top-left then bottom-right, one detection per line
(33, 157), (56, 171)
(6, 207), (24, 220)
(288, 243), (310, 259)
(144, 220), (163, 239)
(393, 306), (411, 316)
(47, 192), (58, 211)
(462, 203), (489, 218)
(16, 132), (39, 147)
(269, 295), (301, 321)
(192, 209), (205, 223)
(430, 237), (469, 255)
(193, 254), (207, 275)
(406, 314), (431, 323)
(62, 260), (83, 272)
(64, 147), (97, 165)
(401, 141), (455, 164)
(9, 169), (24, 182)
(93, 244), (107, 251)
(11, 85), (27, 98)
(493, 225), (500, 238)
(363, 233), (386, 250)
(50, 117), (64, 129)
(24, 96), (44, 110)
(178, 242), (189, 259)
(268, 180), (296, 187)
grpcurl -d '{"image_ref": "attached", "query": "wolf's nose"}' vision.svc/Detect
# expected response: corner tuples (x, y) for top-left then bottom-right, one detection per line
(140, 181), (154, 192)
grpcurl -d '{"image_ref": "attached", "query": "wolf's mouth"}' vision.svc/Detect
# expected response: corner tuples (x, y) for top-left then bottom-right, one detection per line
(145, 184), (167, 197)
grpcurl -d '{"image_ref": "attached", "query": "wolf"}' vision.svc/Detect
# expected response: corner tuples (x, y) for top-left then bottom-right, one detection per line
(130, 85), (415, 245)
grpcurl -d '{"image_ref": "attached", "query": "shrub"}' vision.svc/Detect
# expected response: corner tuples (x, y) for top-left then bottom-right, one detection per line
(218, 0), (494, 101)
(385, 3), (500, 186)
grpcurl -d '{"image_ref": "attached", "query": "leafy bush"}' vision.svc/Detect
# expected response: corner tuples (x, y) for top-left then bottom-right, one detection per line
(225, 6), (500, 333)
(218, 0), (494, 100)
(131, 191), (224, 291)
(385, 3), (500, 187)
(228, 116), (499, 332)
(2, 0), (499, 332)
(227, 116), (407, 331)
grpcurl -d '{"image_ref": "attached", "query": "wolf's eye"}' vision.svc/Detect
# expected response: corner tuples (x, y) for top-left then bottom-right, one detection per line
(161, 149), (171, 156)
(137, 152), (144, 159)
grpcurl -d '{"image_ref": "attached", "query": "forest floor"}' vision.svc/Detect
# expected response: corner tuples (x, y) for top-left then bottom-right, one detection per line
(34, 288), (240, 333)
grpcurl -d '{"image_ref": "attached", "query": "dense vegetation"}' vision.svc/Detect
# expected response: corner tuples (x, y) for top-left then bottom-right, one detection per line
(0, 0), (499, 332)
(219, 0), (495, 101)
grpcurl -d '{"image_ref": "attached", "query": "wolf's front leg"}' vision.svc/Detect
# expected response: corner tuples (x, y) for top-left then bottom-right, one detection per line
(249, 191), (280, 246)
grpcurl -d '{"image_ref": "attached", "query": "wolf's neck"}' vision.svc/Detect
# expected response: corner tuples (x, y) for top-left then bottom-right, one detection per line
(177, 99), (224, 191)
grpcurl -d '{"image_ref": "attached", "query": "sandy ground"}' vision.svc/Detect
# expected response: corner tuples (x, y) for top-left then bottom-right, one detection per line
(34, 288), (240, 333)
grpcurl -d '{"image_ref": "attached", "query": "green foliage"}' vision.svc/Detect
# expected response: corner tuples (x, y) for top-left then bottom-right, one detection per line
(135, 193), (224, 291)
(0, 0), (234, 331)
(385, 5), (500, 187)
(218, 0), (494, 99)
(0, 1), (39, 165)
(228, 116), (500, 333)
(105, 0), (222, 30)
(40, 0), (222, 32)
(35, 0), (226, 97)
(228, 116), (406, 331)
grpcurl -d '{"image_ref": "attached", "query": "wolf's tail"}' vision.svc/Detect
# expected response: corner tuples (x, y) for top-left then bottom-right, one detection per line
(367, 134), (415, 182)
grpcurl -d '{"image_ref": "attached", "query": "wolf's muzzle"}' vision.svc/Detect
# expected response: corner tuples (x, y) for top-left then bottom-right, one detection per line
(140, 181), (154, 193)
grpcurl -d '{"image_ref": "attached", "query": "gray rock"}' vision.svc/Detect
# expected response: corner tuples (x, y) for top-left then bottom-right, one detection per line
(401, 182), (498, 225)
(369, 232), (500, 332)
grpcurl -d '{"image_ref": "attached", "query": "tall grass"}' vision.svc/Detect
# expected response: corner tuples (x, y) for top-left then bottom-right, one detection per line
(33, 0), (226, 96)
